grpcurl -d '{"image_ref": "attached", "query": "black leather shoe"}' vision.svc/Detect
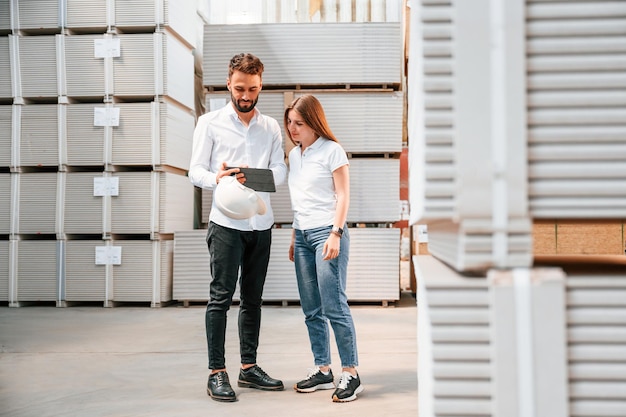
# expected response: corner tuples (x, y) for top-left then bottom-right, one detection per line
(207, 371), (237, 402)
(238, 365), (284, 391)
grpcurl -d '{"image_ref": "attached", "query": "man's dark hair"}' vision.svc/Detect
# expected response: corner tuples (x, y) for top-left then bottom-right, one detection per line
(228, 53), (264, 78)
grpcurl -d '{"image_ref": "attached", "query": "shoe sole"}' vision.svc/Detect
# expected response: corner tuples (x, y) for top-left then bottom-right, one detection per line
(332, 385), (364, 402)
(294, 382), (336, 393)
(207, 388), (237, 402)
(238, 380), (285, 391)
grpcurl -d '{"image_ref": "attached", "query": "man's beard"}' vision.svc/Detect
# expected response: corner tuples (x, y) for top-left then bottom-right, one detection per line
(231, 95), (259, 113)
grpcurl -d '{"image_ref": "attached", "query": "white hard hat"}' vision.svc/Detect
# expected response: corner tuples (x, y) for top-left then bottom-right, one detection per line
(214, 175), (267, 219)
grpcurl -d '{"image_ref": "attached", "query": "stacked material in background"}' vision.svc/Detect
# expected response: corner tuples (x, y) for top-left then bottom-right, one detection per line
(0, 0), (203, 307)
(409, 2), (626, 416)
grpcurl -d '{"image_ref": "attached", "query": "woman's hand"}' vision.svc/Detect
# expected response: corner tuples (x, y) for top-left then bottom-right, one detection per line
(289, 230), (296, 262)
(322, 234), (340, 260)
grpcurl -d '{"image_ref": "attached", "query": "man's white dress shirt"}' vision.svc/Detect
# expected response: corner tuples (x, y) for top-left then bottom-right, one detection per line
(189, 103), (287, 231)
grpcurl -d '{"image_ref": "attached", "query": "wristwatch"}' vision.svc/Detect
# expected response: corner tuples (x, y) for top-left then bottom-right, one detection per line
(331, 226), (344, 236)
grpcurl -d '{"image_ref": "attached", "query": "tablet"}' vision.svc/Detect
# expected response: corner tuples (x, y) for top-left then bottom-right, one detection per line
(227, 167), (276, 192)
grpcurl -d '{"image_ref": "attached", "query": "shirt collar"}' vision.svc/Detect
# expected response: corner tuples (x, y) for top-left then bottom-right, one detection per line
(301, 137), (325, 151)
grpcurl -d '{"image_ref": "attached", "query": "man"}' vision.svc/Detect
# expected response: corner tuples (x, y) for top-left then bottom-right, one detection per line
(188, 53), (288, 402)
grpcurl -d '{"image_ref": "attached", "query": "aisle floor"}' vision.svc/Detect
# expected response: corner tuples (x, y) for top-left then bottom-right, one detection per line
(0, 293), (417, 417)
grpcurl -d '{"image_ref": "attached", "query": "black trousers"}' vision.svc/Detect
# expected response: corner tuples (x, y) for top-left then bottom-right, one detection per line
(205, 222), (272, 370)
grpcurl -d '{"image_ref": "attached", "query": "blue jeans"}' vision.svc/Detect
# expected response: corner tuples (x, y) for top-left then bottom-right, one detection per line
(205, 222), (271, 370)
(293, 225), (358, 368)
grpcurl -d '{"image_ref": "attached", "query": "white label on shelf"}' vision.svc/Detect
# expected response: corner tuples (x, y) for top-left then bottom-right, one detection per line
(93, 107), (120, 126)
(93, 177), (120, 196)
(94, 38), (121, 58)
(95, 246), (122, 265)
(399, 200), (409, 220)
(417, 225), (428, 242)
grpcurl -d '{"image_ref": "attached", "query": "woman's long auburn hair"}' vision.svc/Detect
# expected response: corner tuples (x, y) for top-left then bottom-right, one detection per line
(284, 94), (339, 146)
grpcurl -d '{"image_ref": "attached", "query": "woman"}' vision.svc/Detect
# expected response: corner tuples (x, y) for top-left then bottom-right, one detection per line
(285, 94), (363, 402)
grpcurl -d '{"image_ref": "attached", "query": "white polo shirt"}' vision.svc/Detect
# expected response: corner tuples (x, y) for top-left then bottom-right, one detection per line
(288, 137), (349, 230)
(188, 103), (288, 231)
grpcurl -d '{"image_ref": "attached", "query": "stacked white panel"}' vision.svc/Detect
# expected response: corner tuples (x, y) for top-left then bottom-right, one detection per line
(114, 0), (198, 49)
(155, 102), (194, 169)
(172, 229), (271, 303)
(253, 92), (287, 124)
(64, 240), (106, 302)
(3, 1), (202, 308)
(111, 240), (152, 302)
(64, 35), (106, 98)
(15, 0), (61, 32)
(172, 227), (399, 303)
(155, 172), (194, 235)
(110, 171), (194, 235)
(63, 172), (105, 235)
(158, 239), (174, 305)
(0, 240), (8, 301)
(425, 218), (534, 274)
(567, 271), (626, 416)
(111, 239), (173, 305)
(0, 37), (11, 98)
(18, 104), (59, 167)
(111, 101), (194, 169)
(204, 0), (402, 24)
(62, 239), (174, 306)
(172, 230), (211, 301)
(17, 35), (59, 98)
(0, 1), (10, 32)
(65, 0), (197, 42)
(409, 3), (626, 416)
(110, 172), (154, 234)
(526, 1), (626, 218)
(346, 228), (400, 301)
(112, 33), (194, 110)
(65, 0), (107, 31)
(65, 103), (105, 166)
(65, 101), (194, 169)
(16, 240), (58, 302)
(416, 260), (492, 417)
(111, 102), (156, 165)
(263, 228), (299, 301)
(408, 1), (456, 220)
(294, 91), (404, 154)
(0, 106), (10, 166)
(165, 32), (198, 107)
(17, 172), (59, 235)
(408, 1), (532, 272)
(203, 23), (402, 87)
(270, 182), (293, 225)
(13, 32), (194, 104)
(0, 173), (10, 234)
(111, 33), (160, 97)
(348, 158), (400, 223)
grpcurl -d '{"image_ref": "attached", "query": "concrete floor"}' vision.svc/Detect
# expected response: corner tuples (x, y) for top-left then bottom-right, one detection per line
(0, 293), (417, 417)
